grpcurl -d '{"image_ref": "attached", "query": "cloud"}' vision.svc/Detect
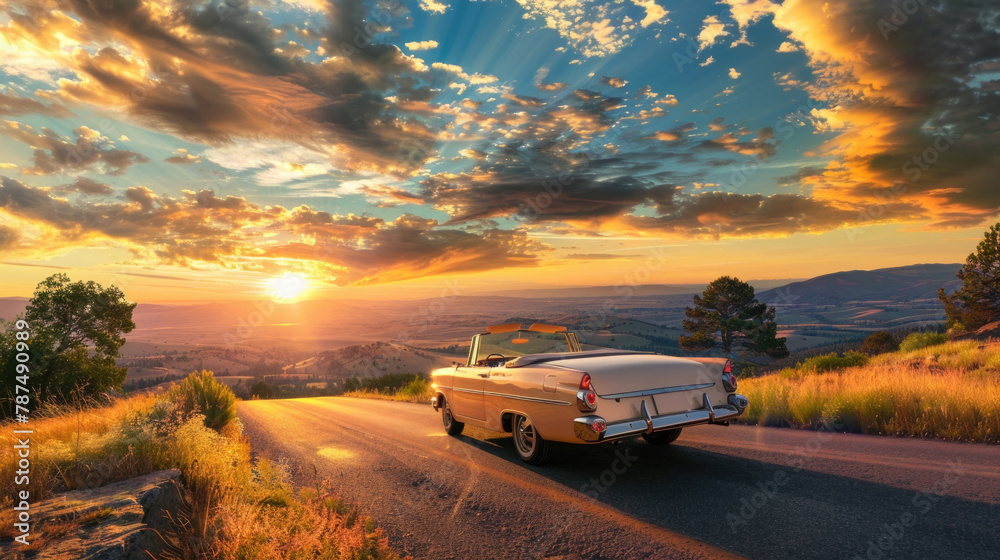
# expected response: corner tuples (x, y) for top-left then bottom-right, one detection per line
(760, 0), (1000, 228)
(656, 95), (679, 106)
(0, 91), (73, 118)
(630, 0), (669, 28)
(776, 41), (799, 53)
(537, 81), (570, 91)
(431, 62), (498, 85)
(721, 0), (779, 30)
(618, 191), (887, 238)
(2, 0), (441, 176)
(728, 68), (741, 79)
(61, 177), (114, 196)
(164, 149), (201, 165)
(404, 40), (439, 51)
(201, 141), (333, 186)
(1, 121), (149, 176)
(0, 176), (548, 285)
(697, 15), (729, 50)
(0, 224), (21, 252)
(514, 0), (639, 57)
(419, 0), (449, 14)
(565, 253), (634, 260)
(601, 76), (628, 88)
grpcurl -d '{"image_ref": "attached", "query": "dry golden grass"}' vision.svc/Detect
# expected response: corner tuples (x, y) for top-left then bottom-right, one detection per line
(739, 340), (1000, 442)
(342, 375), (434, 404)
(1, 393), (406, 559)
(0, 393), (164, 502)
(341, 388), (433, 404)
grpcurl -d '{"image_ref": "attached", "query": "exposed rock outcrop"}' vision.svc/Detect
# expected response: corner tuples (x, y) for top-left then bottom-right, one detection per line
(953, 321), (1000, 341)
(1, 469), (184, 559)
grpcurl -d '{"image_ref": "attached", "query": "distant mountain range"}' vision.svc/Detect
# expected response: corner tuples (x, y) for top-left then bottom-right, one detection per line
(0, 264), (964, 348)
(477, 279), (798, 299)
(757, 263), (962, 306)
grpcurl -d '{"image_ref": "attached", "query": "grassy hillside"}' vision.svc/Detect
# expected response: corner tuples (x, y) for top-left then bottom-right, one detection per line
(738, 340), (1000, 442)
(0, 381), (405, 559)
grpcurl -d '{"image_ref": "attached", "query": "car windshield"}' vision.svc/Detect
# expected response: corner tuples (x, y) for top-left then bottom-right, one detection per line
(475, 331), (575, 363)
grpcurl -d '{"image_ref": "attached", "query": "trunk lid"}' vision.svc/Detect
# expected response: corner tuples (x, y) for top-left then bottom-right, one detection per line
(520, 352), (722, 396)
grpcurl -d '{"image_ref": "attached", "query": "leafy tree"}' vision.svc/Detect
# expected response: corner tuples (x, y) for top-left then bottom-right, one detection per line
(0, 274), (136, 414)
(250, 380), (277, 399)
(939, 223), (1000, 332)
(860, 331), (899, 355)
(680, 276), (789, 359)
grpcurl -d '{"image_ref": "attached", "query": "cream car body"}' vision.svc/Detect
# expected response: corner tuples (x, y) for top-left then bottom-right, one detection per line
(430, 323), (749, 464)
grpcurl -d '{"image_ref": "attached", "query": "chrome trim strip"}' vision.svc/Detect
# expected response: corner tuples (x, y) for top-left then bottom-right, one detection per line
(640, 400), (654, 434)
(703, 392), (715, 422)
(600, 382), (716, 400)
(483, 391), (572, 407)
(450, 386), (572, 406)
(593, 405), (744, 442)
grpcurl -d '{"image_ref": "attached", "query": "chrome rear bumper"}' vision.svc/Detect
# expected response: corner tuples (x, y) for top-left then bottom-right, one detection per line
(573, 393), (748, 443)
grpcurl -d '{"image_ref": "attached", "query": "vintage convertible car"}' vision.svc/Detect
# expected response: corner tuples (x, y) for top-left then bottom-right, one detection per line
(430, 323), (749, 464)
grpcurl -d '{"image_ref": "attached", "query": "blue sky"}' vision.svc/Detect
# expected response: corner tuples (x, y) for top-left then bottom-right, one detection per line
(0, 1), (996, 301)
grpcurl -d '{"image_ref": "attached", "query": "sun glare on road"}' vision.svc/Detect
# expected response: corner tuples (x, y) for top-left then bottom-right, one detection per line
(269, 272), (307, 302)
(317, 446), (356, 461)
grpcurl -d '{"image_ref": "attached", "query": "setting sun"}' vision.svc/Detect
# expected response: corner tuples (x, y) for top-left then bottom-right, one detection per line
(269, 273), (307, 302)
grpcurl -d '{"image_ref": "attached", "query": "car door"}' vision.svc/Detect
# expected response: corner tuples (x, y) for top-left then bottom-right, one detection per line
(451, 365), (488, 420)
(450, 334), (487, 420)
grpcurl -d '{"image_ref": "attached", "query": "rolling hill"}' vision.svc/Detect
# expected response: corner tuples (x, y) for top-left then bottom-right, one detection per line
(757, 263), (962, 306)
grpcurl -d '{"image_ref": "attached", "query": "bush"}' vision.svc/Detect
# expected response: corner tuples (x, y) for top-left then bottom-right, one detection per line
(168, 370), (237, 432)
(399, 377), (429, 399)
(780, 351), (869, 378)
(861, 331), (899, 355)
(900, 332), (949, 352)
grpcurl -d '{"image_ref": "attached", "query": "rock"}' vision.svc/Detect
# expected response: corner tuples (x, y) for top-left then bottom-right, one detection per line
(1, 469), (184, 560)
(953, 321), (1000, 341)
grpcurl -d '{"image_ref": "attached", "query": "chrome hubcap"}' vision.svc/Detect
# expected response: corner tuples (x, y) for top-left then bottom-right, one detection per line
(514, 416), (535, 456)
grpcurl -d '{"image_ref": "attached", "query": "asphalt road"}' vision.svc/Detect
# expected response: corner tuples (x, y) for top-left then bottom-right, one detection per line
(238, 398), (1000, 560)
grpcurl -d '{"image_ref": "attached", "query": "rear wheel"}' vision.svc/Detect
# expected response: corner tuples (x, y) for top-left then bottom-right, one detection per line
(512, 414), (551, 464)
(442, 400), (464, 436)
(642, 428), (682, 445)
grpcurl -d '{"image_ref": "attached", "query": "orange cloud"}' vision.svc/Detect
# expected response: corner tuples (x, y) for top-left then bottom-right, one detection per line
(0, 177), (548, 285)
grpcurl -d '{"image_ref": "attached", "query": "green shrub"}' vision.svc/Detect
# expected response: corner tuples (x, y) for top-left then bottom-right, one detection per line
(781, 351), (869, 378)
(900, 332), (949, 352)
(168, 370), (237, 432)
(861, 331), (899, 355)
(399, 376), (429, 398)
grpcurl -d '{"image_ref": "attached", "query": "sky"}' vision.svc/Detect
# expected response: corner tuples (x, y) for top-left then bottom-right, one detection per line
(0, 0), (997, 303)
